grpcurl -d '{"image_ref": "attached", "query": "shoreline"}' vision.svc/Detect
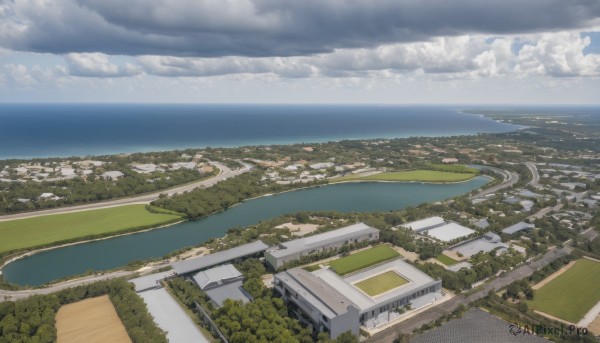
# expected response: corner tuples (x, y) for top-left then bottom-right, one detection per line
(1, 176), (491, 280)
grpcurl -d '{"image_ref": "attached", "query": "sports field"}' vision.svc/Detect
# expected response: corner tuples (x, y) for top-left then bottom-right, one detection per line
(355, 271), (409, 296)
(528, 258), (600, 323)
(56, 295), (132, 343)
(435, 254), (459, 266)
(330, 245), (399, 276)
(332, 170), (477, 183)
(0, 205), (182, 254)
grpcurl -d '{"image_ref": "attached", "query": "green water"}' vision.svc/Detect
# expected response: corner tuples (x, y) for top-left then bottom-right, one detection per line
(3, 178), (488, 286)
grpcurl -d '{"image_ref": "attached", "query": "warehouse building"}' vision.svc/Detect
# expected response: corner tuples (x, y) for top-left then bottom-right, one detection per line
(192, 264), (251, 307)
(274, 259), (442, 338)
(171, 240), (269, 275)
(447, 232), (508, 258)
(502, 222), (535, 235)
(401, 217), (475, 242)
(265, 223), (379, 269)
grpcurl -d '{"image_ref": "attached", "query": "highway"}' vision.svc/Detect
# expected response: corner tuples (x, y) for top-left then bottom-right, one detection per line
(469, 165), (519, 200)
(0, 161), (253, 222)
(525, 162), (540, 188)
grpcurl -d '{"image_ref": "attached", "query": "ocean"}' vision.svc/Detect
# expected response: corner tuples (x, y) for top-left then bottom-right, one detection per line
(0, 104), (522, 159)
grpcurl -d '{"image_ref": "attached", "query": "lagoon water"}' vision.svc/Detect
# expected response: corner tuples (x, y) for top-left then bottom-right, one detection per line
(0, 104), (520, 159)
(3, 178), (488, 285)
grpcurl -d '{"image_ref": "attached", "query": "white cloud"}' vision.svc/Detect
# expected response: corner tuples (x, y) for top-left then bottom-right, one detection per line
(65, 53), (142, 77)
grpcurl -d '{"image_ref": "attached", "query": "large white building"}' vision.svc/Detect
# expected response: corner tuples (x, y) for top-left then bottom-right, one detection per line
(265, 223), (379, 269)
(401, 217), (475, 242)
(274, 259), (442, 338)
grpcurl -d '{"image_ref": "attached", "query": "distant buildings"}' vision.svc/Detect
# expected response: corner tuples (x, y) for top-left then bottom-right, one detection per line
(101, 170), (124, 180)
(441, 158), (459, 164)
(502, 222), (535, 235)
(265, 223), (379, 270)
(447, 232), (508, 258)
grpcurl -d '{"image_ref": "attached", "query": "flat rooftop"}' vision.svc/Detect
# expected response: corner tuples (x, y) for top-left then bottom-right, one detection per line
(171, 240), (268, 275)
(401, 216), (445, 232)
(449, 234), (508, 258)
(312, 259), (438, 311)
(424, 222), (475, 242)
(129, 271), (172, 292)
(268, 223), (378, 258)
(502, 222), (534, 235)
(204, 280), (252, 307)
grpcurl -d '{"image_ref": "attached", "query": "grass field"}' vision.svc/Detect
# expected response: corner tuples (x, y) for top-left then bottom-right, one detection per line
(435, 254), (459, 266)
(0, 205), (182, 254)
(355, 271), (409, 296)
(528, 258), (600, 323)
(303, 264), (321, 272)
(332, 170), (477, 183)
(329, 245), (399, 276)
(56, 295), (132, 343)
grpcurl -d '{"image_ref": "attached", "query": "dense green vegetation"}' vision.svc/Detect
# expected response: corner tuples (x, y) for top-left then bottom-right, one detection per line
(528, 258), (600, 323)
(152, 171), (326, 219)
(0, 279), (166, 343)
(0, 204), (183, 255)
(332, 170), (477, 183)
(329, 245), (399, 275)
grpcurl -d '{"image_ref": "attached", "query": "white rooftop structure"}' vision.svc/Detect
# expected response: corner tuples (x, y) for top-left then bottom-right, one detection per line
(502, 222), (535, 235)
(172, 240), (268, 275)
(422, 222), (475, 242)
(101, 170), (124, 180)
(309, 162), (335, 170)
(401, 216), (445, 232)
(129, 271), (172, 292)
(449, 232), (508, 257)
(192, 264), (243, 290)
(268, 223), (377, 259)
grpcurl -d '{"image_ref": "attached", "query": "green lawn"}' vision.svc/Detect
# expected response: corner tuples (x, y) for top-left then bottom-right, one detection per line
(528, 259), (600, 323)
(302, 264), (321, 272)
(0, 205), (183, 254)
(329, 245), (399, 276)
(332, 170), (477, 183)
(436, 254), (459, 266)
(355, 271), (409, 296)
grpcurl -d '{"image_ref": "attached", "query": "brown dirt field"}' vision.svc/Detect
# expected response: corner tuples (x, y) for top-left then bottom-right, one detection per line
(532, 260), (576, 290)
(587, 316), (600, 335)
(56, 295), (132, 343)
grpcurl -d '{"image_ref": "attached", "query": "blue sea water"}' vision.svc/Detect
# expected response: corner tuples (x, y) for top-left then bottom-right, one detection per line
(0, 104), (522, 159)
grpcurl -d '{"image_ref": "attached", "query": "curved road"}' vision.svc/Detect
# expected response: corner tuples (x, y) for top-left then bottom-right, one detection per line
(469, 165), (520, 200)
(525, 162), (541, 188)
(0, 161), (253, 222)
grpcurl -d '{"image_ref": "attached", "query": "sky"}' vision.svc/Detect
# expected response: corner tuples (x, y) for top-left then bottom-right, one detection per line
(0, 0), (599, 104)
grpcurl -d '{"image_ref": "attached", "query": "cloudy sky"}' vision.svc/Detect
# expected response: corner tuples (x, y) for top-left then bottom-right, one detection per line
(1, 0), (599, 104)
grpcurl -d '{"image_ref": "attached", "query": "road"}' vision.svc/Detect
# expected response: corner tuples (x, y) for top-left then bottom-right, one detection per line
(525, 162), (540, 188)
(469, 166), (520, 200)
(0, 161), (253, 222)
(367, 246), (571, 342)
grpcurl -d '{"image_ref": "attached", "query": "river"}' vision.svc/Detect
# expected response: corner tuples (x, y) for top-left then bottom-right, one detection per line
(3, 178), (488, 286)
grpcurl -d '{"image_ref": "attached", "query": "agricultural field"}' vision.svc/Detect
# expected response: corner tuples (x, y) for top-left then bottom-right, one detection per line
(329, 245), (399, 276)
(0, 205), (183, 254)
(528, 258), (600, 323)
(56, 295), (132, 343)
(355, 271), (409, 296)
(435, 254), (459, 266)
(332, 170), (477, 183)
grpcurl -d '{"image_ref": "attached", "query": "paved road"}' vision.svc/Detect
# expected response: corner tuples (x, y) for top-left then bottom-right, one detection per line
(469, 166), (520, 200)
(525, 162), (540, 188)
(0, 161), (253, 222)
(367, 246), (571, 342)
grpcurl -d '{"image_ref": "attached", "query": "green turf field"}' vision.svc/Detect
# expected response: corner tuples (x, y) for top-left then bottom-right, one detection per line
(435, 254), (459, 266)
(355, 271), (409, 296)
(0, 205), (183, 254)
(528, 258), (600, 323)
(302, 264), (321, 272)
(332, 170), (477, 183)
(329, 245), (399, 276)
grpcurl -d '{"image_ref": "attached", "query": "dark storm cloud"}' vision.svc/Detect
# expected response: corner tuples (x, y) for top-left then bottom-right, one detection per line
(1, 0), (599, 57)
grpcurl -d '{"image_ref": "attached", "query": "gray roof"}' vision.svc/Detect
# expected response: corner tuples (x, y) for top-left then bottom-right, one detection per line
(139, 288), (210, 343)
(192, 264), (242, 290)
(410, 308), (548, 343)
(129, 271), (172, 292)
(268, 223), (378, 259)
(502, 222), (535, 234)
(450, 232), (508, 258)
(474, 218), (489, 229)
(172, 240), (268, 275)
(204, 280), (252, 307)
